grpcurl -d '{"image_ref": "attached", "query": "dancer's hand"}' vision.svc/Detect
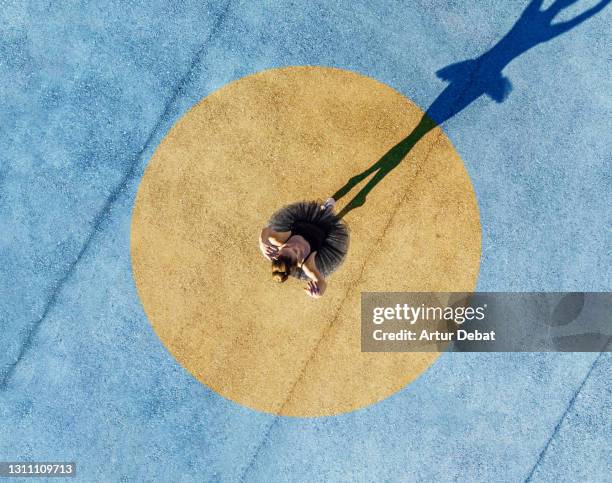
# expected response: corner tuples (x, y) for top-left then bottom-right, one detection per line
(259, 239), (278, 260)
(304, 279), (326, 298)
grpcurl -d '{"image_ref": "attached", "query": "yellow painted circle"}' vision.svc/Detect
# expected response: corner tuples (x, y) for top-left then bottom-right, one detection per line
(131, 66), (481, 417)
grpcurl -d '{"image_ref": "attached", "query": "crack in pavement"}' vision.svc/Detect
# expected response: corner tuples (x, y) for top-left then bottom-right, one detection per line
(524, 338), (610, 482)
(0, 0), (233, 391)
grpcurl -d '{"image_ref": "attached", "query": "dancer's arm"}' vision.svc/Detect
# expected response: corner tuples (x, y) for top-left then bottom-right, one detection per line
(302, 252), (327, 298)
(259, 226), (290, 259)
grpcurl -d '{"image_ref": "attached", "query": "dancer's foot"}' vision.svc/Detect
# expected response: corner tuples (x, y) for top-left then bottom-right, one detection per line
(321, 197), (336, 212)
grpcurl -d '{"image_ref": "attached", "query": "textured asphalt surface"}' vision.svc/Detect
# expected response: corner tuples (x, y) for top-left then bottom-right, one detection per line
(0, 1), (610, 481)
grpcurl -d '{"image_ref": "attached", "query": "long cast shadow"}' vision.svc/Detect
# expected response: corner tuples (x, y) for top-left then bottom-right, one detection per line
(333, 0), (610, 219)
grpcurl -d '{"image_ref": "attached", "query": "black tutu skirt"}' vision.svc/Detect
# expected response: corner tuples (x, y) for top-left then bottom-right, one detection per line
(267, 200), (350, 280)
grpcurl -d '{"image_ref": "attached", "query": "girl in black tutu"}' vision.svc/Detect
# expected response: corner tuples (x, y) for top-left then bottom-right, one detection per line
(259, 198), (349, 298)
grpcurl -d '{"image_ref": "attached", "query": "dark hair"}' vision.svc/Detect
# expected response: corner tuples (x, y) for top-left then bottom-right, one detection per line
(271, 255), (296, 283)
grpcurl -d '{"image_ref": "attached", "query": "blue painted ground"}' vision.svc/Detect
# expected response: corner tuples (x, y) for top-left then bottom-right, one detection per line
(0, 1), (610, 481)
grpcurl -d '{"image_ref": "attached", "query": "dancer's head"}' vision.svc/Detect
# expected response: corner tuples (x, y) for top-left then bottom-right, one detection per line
(271, 254), (297, 283)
